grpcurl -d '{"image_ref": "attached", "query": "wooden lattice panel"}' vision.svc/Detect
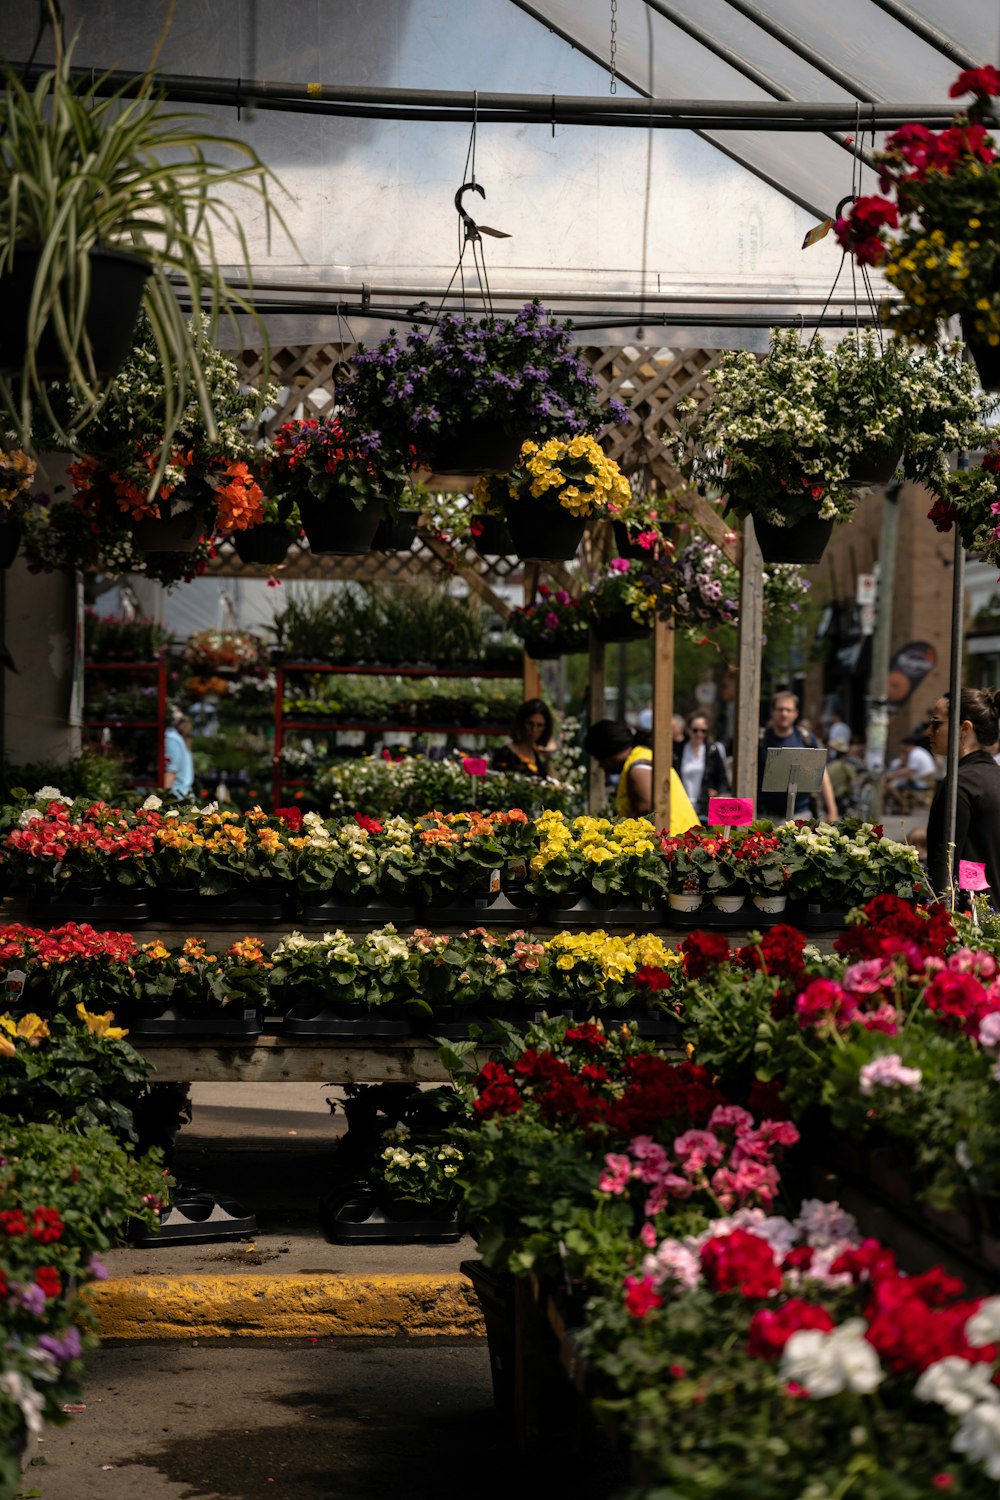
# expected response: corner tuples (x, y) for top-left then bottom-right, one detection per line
(219, 341), (724, 582)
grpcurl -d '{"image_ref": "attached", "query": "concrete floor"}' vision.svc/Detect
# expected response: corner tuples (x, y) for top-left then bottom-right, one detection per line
(28, 1341), (627, 1500)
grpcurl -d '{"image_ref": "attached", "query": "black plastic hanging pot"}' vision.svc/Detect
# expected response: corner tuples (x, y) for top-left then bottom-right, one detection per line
(428, 421), (525, 476)
(130, 501), (212, 553)
(504, 500), (586, 561)
(846, 442), (903, 487)
(371, 508), (419, 551)
(471, 514), (515, 556)
(0, 513), (22, 569)
(592, 609), (651, 644)
(961, 314), (1000, 392)
(752, 514), (834, 566)
(0, 245), (151, 380)
(298, 495), (384, 554)
(613, 519), (668, 560)
(232, 522), (292, 566)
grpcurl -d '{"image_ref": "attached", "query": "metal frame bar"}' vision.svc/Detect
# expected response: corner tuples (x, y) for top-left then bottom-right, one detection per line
(715, 0), (882, 102)
(865, 0), (977, 71)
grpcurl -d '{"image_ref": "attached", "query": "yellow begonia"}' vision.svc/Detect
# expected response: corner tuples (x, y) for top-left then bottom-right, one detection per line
(0, 1032), (14, 1057)
(75, 1002), (128, 1039)
(14, 1013), (50, 1045)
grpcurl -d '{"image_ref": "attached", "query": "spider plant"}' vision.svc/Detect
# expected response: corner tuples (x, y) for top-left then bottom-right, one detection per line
(0, 26), (288, 481)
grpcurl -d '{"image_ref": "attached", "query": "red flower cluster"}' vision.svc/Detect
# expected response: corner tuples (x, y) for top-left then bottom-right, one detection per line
(30, 1207), (64, 1244)
(738, 925), (807, 982)
(563, 1022), (608, 1048)
(274, 806), (304, 831)
(472, 1060), (523, 1119)
(354, 812), (384, 835)
(834, 895), (954, 965)
(5, 801), (160, 866)
(681, 929), (731, 979)
(699, 1228), (783, 1299)
(924, 968), (1000, 1035)
(0, 1209), (28, 1237)
(472, 1040), (724, 1139)
(795, 977), (859, 1031)
(747, 1298), (836, 1359)
(624, 1274), (663, 1318)
(827, 1241), (997, 1374)
(34, 1267), (61, 1298)
(630, 966), (673, 994)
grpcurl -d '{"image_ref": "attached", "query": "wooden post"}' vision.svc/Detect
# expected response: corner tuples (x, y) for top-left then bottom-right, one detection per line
(733, 516), (764, 799)
(588, 626), (606, 813)
(651, 616), (675, 830)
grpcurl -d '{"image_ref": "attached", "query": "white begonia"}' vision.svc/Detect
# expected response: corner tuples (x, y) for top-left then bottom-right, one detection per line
(953, 1401), (1000, 1479)
(18, 808), (41, 826)
(779, 1319), (885, 1398)
(966, 1297), (1000, 1348)
(34, 785), (70, 804)
(915, 1357), (1000, 1416)
(142, 794), (163, 811)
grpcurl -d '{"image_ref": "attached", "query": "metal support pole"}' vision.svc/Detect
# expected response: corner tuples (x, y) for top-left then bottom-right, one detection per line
(944, 521), (966, 899)
(651, 617), (675, 829)
(733, 517), (763, 799)
(588, 628), (607, 814)
(866, 483), (901, 817)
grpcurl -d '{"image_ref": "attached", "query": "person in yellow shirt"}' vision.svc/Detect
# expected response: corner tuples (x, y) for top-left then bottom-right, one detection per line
(584, 718), (699, 833)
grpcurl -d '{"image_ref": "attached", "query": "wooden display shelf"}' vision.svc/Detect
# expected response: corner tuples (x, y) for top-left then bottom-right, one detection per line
(135, 1033), (484, 1084)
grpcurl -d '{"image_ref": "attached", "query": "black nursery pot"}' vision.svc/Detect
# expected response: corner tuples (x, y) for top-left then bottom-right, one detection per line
(233, 522), (292, 566)
(298, 495), (383, 554)
(752, 514), (833, 566)
(0, 245), (150, 380)
(504, 501), (586, 561)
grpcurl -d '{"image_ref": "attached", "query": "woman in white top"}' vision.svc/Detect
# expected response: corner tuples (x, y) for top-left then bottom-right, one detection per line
(673, 711), (731, 823)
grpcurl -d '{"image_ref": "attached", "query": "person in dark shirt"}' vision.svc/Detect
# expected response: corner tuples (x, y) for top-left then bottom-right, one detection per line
(926, 687), (1000, 902)
(492, 698), (554, 776)
(758, 689), (838, 821)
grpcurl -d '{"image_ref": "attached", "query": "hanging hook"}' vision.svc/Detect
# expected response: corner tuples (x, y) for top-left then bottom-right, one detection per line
(455, 181), (487, 245)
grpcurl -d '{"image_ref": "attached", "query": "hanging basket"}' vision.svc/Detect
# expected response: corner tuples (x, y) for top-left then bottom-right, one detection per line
(961, 315), (1000, 392)
(613, 520), (667, 560)
(232, 522), (292, 566)
(298, 495), (384, 554)
(129, 502), (212, 553)
(0, 512), (22, 570)
(427, 421), (525, 476)
(471, 514), (515, 556)
(591, 610), (651, 644)
(0, 245), (150, 381)
(503, 500), (586, 561)
(371, 508), (419, 551)
(752, 514), (834, 566)
(846, 442), (903, 487)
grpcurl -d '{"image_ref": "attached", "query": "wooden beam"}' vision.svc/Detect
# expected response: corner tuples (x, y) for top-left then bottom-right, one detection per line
(651, 616), (675, 830)
(733, 516), (763, 800)
(420, 533), (514, 620)
(588, 627), (606, 813)
(675, 490), (742, 567)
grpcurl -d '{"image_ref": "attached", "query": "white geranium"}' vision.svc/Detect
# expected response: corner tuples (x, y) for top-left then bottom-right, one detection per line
(780, 1319), (885, 1398)
(953, 1401), (1000, 1479)
(966, 1297), (1000, 1348)
(794, 1199), (859, 1249)
(916, 1357), (1000, 1416)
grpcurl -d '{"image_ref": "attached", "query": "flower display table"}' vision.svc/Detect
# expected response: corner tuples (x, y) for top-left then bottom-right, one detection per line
(131, 1033), (487, 1085)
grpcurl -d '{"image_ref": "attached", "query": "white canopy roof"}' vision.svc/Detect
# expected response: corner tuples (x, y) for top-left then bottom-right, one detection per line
(4, 0), (992, 348)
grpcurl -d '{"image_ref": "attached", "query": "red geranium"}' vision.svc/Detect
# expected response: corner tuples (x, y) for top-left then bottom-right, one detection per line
(699, 1228), (783, 1298)
(681, 929), (731, 979)
(624, 1274), (662, 1318)
(747, 1298), (835, 1359)
(34, 1267), (61, 1298)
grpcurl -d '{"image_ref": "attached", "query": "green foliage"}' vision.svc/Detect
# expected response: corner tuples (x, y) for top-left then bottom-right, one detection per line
(315, 755), (580, 818)
(0, 42), (287, 468)
(0, 1010), (153, 1144)
(270, 582), (495, 666)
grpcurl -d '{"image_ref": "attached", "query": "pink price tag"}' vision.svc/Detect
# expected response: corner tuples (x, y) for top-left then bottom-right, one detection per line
(707, 796), (755, 827)
(462, 756), (489, 777)
(959, 860), (989, 891)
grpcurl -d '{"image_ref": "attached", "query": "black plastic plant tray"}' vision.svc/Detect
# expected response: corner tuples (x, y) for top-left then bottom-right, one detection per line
(322, 1184), (462, 1246)
(127, 1005), (263, 1037)
(131, 1192), (257, 1247)
(281, 1004), (414, 1038)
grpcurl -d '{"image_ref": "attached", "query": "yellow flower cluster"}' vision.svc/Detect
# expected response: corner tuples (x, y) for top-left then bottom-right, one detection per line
(885, 227), (1000, 342)
(75, 1001), (128, 1039)
(543, 929), (680, 985)
(0, 1011), (50, 1052)
(514, 435), (630, 517)
(530, 811), (658, 871)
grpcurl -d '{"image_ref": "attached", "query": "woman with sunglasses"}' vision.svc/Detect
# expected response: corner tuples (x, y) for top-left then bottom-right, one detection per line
(925, 687), (1000, 901)
(673, 711), (731, 824)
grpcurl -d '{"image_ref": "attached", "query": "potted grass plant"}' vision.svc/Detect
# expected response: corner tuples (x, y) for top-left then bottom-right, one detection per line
(0, 28), (284, 472)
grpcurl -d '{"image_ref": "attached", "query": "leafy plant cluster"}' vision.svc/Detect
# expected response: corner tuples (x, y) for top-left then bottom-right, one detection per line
(281, 674), (525, 728)
(84, 610), (171, 662)
(270, 583), (496, 666)
(316, 755), (582, 819)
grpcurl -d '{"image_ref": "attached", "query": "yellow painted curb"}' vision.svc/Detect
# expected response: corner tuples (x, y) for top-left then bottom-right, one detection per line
(84, 1273), (486, 1340)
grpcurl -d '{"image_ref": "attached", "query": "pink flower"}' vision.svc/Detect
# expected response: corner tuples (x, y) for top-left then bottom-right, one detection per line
(609, 557), (631, 573)
(843, 959), (894, 996)
(858, 1054), (922, 1096)
(708, 1104), (755, 1134)
(859, 1003), (900, 1036)
(624, 1274), (662, 1317)
(979, 1012), (1000, 1051)
(673, 1129), (724, 1173)
(796, 979), (857, 1029)
(599, 1153), (633, 1196)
